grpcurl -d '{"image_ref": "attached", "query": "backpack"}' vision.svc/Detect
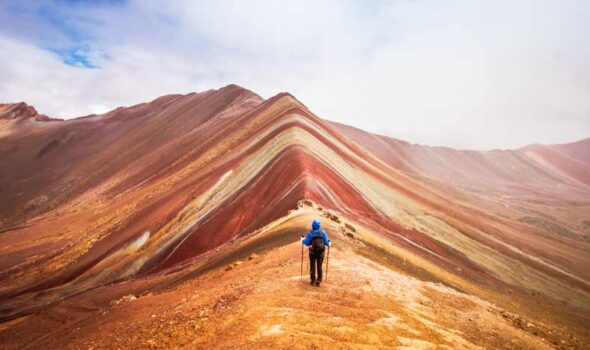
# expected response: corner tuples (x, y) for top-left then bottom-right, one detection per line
(310, 230), (325, 255)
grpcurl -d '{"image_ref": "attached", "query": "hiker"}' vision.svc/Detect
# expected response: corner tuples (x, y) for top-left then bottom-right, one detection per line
(301, 219), (331, 286)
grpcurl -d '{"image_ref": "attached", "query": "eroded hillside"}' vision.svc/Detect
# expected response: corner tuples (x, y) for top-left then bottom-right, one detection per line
(0, 85), (589, 349)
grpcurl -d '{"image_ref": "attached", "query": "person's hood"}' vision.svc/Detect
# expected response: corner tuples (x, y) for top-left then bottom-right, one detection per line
(312, 219), (321, 231)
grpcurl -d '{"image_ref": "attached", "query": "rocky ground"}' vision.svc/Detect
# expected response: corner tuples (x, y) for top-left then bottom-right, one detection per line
(2, 233), (586, 349)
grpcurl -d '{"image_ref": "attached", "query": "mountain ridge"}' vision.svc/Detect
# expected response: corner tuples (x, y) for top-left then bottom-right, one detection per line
(0, 85), (589, 348)
(2, 84), (585, 150)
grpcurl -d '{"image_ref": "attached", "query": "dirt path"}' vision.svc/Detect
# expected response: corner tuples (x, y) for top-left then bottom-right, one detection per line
(3, 240), (581, 349)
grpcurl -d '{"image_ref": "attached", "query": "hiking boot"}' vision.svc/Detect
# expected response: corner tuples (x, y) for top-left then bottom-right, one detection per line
(310, 280), (316, 286)
(315, 281), (321, 287)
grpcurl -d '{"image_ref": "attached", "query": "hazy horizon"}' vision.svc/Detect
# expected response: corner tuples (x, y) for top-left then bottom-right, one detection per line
(1, 0), (589, 149)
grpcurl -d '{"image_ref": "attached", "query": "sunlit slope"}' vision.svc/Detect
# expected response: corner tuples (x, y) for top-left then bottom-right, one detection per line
(0, 207), (587, 349)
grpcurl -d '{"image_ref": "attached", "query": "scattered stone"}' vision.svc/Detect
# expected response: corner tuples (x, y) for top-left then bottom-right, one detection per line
(110, 294), (138, 306)
(299, 199), (314, 207)
(123, 294), (137, 302)
(344, 223), (356, 233)
(323, 211), (341, 223)
(248, 253), (259, 260)
(345, 231), (355, 239)
(225, 260), (244, 271)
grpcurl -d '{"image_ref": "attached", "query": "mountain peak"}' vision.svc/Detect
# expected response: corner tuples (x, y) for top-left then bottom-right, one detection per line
(1, 85), (589, 348)
(216, 83), (263, 102)
(0, 102), (59, 122)
(271, 92), (309, 109)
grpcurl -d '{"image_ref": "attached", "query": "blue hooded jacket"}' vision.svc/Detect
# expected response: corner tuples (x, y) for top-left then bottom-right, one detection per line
(302, 219), (330, 254)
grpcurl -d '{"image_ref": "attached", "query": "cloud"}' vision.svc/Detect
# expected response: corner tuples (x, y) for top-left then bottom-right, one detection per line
(0, 0), (588, 149)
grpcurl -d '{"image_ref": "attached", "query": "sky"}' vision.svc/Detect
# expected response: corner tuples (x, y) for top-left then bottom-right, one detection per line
(0, 0), (588, 149)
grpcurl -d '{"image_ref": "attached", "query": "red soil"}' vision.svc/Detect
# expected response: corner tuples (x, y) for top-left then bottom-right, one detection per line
(0, 85), (589, 348)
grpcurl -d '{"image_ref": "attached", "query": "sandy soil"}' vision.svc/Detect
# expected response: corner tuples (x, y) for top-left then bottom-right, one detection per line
(1, 231), (586, 349)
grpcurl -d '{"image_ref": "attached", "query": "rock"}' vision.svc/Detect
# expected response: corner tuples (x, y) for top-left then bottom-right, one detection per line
(123, 294), (137, 302)
(225, 265), (233, 271)
(344, 223), (356, 233)
(248, 253), (259, 260)
(111, 294), (138, 306)
(345, 231), (355, 239)
(323, 212), (341, 223)
(299, 199), (314, 207)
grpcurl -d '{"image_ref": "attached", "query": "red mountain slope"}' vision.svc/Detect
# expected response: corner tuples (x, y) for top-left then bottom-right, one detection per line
(0, 85), (589, 349)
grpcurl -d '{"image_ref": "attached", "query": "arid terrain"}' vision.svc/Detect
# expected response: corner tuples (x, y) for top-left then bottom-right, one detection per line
(0, 85), (589, 349)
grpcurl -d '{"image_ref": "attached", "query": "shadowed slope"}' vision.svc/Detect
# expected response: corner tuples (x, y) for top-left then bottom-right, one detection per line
(0, 85), (263, 225)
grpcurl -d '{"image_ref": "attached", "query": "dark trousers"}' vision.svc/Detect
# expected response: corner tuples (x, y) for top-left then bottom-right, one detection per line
(309, 253), (324, 283)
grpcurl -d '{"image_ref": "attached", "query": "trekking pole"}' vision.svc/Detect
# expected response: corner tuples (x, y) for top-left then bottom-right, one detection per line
(300, 235), (304, 281)
(326, 245), (330, 283)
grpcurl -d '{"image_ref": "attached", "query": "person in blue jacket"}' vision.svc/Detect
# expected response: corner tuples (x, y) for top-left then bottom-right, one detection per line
(301, 219), (330, 286)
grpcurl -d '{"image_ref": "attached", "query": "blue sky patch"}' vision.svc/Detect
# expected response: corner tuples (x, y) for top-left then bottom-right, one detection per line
(33, 1), (123, 68)
(51, 47), (99, 68)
